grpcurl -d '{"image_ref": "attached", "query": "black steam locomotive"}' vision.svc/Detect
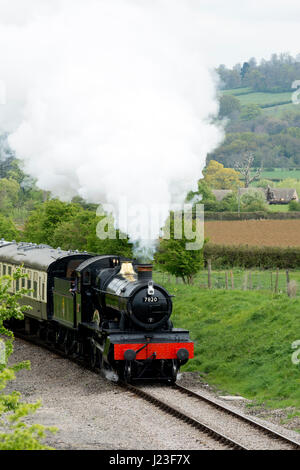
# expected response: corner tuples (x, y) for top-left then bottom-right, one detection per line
(1, 240), (193, 383)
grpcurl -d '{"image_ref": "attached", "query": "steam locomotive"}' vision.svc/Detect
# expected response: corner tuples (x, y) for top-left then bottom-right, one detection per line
(1, 240), (194, 383)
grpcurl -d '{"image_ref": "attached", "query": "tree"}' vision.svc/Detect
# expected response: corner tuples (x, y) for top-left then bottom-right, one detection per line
(0, 178), (20, 214)
(156, 214), (205, 284)
(52, 209), (133, 257)
(234, 152), (261, 188)
(241, 62), (250, 80)
(0, 268), (56, 449)
(203, 160), (241, 190)
(0, 215), (19, 241)
(23, 199), (79, 245)
(289, 200), (300, 211)
(240, 190), (267, 212)
(240, 104), (262, 121)
(218, 95), (241, 119)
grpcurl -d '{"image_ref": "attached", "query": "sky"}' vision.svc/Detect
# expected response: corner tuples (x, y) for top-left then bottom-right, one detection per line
(0, 0), (299, 67)
(0, 0), (299, 255)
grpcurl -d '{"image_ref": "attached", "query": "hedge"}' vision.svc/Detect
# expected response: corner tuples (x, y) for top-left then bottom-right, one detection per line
(204, 244), (300, 269)
(203, 211), (300, 221)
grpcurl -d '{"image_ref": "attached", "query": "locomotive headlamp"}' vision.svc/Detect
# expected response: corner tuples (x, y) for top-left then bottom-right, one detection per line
(124, 349), (136, 361)
(147, 280), (154, 296)
(177, 348), (189, 361)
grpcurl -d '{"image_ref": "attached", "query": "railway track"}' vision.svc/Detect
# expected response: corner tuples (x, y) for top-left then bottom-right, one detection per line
(120, 382), (247, 450)
(12, 331), (300, 450)
(174, 384), (300, 450)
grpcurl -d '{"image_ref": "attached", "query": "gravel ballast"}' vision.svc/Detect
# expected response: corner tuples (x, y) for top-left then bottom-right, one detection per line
(5, 338), (226, 450)
(5, 338), (300, 450)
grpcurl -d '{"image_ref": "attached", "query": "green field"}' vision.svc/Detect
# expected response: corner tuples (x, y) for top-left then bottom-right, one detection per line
(222, 87), (295, 114)
(251, 168), (300, 181)
(163, 284), (300, 412)
(154, 268), (300, 293)
(237, 91), (292, 107)
(265, 204), (289, 212)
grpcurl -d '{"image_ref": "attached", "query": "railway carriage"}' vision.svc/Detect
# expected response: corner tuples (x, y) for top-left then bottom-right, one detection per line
(2, 240), (194, 383)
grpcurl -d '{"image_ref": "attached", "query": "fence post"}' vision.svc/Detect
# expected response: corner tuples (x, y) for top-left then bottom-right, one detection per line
(286, 270), (290, 293)
(230, 271), (234, 289)
(243, 272), (248, 291)
(249, 271), (252, 290)
(225, 271), (228, 290)
(275, 268), (279, 293)
(207, 259), (212, 289)
(270, 271), (273, 291)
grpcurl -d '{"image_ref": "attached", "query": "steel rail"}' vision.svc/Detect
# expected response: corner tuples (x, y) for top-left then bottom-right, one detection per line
(120, 382), (248, 450)
(12, 330), (300, 450)
(174, 383), (300, 450)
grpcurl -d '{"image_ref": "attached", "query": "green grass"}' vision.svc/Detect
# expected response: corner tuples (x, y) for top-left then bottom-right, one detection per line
(222, 88), (296, 115)
(163, 285), (300, 409)
(252, 168), (300, 181)
(237, 91), (292, 107)
(222, 87), (253, 96)
(262, 102), (296, 116)
(266, 204), (289, 212)
(154, 269), (300, 293)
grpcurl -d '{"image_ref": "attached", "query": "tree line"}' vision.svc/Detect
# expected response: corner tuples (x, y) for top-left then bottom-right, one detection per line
(217, 53), (300, 92)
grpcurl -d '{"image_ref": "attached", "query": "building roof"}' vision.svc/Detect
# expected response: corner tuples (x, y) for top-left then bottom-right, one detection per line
(238, 187), (266, 196)
(212, 189), (232, 201)
(267, 188), (298, 202)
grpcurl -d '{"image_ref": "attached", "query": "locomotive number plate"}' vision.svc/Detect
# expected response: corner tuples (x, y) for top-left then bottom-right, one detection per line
(143, 296), (158, 303)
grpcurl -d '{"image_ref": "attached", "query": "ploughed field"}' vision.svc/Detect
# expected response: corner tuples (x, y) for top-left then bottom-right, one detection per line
(205, 219), (300, 247)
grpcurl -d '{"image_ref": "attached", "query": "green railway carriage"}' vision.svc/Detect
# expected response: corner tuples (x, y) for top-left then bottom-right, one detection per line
(0, 240), (92, 324)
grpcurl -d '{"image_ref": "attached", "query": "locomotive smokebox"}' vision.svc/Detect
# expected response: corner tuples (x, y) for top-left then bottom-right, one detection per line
(137, 264), (153, 281)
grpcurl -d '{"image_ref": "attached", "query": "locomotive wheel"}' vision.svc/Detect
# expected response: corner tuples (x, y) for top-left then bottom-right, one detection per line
(124, 362), (132, 383)
(89, 341), (103, 370)
(64, 331), (74, 356)
(168, 360), (178, 385)
(90, 343), (97, 369)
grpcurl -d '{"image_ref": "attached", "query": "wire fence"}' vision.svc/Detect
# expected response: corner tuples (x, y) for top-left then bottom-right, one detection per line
(153, 265), (299, 297)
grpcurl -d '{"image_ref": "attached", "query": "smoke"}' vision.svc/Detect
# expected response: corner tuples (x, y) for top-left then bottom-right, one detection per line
(0, 0), (224, 257)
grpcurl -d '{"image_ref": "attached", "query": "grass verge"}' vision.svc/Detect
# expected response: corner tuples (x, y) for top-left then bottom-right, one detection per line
(168, 286), (300, 410)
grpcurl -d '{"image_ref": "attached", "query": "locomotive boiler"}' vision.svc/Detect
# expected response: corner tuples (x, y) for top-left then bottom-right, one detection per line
(1, 241), (194, 383)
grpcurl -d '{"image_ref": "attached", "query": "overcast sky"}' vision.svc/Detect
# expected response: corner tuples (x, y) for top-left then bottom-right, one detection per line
(0, 0), (299, 67)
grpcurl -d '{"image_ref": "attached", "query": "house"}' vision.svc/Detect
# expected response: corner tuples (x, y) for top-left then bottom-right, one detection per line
(212, 189), (232, 201)
(266, 187), (299, 204)
(212, 186), (299, 205)
(237, 187), (266, 198)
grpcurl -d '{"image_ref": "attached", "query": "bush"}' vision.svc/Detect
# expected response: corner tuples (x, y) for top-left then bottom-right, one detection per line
(204, 244), (300, 269)
(203, 211), (300, 220)
(288, 200), (300, 211)
(0, 268), (56, 449)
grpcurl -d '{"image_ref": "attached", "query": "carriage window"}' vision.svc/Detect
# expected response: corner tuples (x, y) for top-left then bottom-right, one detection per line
(8, 266), (12, 276)
(42, 283), (45, 301)
(33, 281), (38, 298)
(16, 279), (20, 291)
(22, 278), (26, 288)
(27, 279), (32, 295)
(3, 265), (6, 275)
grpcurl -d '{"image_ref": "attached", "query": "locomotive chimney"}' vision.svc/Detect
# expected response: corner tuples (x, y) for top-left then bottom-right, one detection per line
(137, 264), (153, 281)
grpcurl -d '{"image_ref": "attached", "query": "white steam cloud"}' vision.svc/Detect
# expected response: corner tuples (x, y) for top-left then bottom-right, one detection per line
(0, 0), (224, 257)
